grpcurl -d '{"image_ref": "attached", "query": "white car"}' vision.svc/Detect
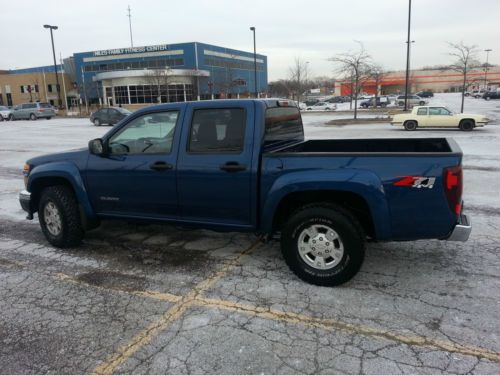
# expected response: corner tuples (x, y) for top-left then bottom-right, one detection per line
(306, 102), (337, 111)
(0, 106), (13, 121)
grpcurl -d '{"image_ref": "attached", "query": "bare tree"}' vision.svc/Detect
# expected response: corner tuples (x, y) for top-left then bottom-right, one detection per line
(448, 41), (480, 113)
(366, 64), (386, 108)
(288, 57), (310, 103)
(144, 67), (172, 103)
(330, 42), (371, 119)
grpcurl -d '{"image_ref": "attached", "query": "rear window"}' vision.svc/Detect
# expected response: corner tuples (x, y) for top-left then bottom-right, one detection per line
(265, 107), (304, 144)
(39, 103), (51, 108)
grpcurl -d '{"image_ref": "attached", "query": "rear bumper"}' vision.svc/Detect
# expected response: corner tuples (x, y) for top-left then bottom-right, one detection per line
(445, 213), (471, 241)
(19, 190), (33, 219)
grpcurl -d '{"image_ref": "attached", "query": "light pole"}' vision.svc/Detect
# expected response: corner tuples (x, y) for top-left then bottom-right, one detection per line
(43, 24), (62, 107)
(403, 0), (412, 111)
(484, 49), (492, 91)
(250, 27), (258, 98)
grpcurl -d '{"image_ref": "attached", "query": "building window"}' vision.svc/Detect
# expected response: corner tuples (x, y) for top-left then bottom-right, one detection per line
(20, 86), (25, 93)
(114, 86), (128, 105)
(48, 84), (52, 92)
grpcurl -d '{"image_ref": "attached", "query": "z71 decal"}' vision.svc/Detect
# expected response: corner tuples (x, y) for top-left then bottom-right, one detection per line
(394, 176), (436, 189)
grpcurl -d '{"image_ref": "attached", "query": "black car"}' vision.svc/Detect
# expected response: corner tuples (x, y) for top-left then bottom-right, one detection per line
(359, 96), (389, 108)
(483, 91), (500, 100)
(416, 91), (434, 98)
(325, 96), (346, 103)
(90, 107), (131, 126)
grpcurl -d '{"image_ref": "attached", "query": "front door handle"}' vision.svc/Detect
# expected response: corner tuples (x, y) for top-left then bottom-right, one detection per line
(220, 162), (246, 172)
(149, 161), (173, 171)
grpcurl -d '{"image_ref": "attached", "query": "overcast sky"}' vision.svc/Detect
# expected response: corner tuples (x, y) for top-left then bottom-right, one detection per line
(1, 0), (498, 80)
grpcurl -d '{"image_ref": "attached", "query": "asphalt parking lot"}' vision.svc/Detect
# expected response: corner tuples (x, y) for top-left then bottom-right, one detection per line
(0, 94), (499, 374)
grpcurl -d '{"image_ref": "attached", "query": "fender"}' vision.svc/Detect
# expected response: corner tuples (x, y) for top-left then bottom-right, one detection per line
(261, 168), (392, 240)
(27, 161), (97, 222)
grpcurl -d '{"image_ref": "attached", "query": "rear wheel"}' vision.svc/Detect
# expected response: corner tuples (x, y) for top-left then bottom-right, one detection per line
(46, 117), (52, 120)
(485, 97), (491, 101)
(404, 120), (417, 131)
(0, 116), (3, 122)
(460, 119), (474, 131)
(38, 185), (84, 248)
(281, 203), (365, 286)
(30, 113), (37, 121)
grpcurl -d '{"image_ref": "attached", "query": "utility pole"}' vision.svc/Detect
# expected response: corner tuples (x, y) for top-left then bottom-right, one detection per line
(59, 53), (69, 111)
(403, 0), (412, 111)
(127, 5), (134, 48)
(484, 49), (492, 90)
(43, 25), (62, 107)
(250, 27), (258, 98)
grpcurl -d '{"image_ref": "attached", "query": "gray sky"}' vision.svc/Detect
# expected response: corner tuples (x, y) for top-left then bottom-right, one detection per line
(1, 0), (499, 80)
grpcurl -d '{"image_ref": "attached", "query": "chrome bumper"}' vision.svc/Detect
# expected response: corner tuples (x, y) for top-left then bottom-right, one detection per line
(446, 214), (471, 242)
(19, 190), (33, 220)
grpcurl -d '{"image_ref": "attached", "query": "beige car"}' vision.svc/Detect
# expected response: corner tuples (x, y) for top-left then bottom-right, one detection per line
(391, 106), (489, 131)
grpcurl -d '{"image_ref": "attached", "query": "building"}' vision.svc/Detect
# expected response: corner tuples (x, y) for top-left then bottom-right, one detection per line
(72, 42), (267, 109)
(1, 42), (268, 110)
(0, 65), (74, 107)
(336, 66), (500, 96)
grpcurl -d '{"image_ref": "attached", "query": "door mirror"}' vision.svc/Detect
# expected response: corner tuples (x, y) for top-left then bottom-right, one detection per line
(89, 138), (105, 155)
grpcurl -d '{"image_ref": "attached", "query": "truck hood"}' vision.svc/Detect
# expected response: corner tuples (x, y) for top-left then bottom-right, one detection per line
(27, 148), (89, 169)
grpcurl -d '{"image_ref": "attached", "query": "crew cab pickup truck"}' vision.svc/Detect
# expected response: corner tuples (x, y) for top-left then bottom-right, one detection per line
(19, 99), (471, 286)
(391, 106), (489, 131)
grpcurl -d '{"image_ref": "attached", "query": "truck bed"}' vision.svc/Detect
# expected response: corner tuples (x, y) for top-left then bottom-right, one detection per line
(270, 138), (457, 155)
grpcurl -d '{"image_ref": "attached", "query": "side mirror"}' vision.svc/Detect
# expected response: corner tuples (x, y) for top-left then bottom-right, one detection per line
(89, 138), (105, 156)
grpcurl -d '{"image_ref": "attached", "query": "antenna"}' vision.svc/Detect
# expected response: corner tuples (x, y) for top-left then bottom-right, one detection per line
(127, 5), (133, 47)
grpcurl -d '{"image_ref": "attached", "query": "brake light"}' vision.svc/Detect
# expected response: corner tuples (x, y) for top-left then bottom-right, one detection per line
(278, 100), (290, 107)
(38, 108), (44, 112)
(443, 165), (463, 216)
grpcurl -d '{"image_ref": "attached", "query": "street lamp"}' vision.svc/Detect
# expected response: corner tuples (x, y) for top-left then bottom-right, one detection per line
(403, 0), (412, 111)
(250, 27), (258, 98)
(43, 24), (62, 107)
(484, 49), (492, 91)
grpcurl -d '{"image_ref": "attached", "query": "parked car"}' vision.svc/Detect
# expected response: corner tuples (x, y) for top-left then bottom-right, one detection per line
(471, 90), (486, 98)
(391, 106), (489, 131)
(306, 102), (337, 111)
(396, 95), (427, 107)
(482, 91), (500, 100)
(19, 99), (471, 286)
(324, 96), (345, 103)
(359, 96), (390, 108)
(90, 107), (131, 126)
(304, 99), (319, 107)
(416, 91), (434, 98)
(10, 102), (55, 120)
(0, 105), (13, 121)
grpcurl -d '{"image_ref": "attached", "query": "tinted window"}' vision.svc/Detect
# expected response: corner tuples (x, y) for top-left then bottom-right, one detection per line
(22, 104), (36, 109)
(265, 106), (304, 144)
(39, 103), (51, 108)
(188, 108), (246, 153)
(109, 111), (179, 155)
(417, 108), (427, 115)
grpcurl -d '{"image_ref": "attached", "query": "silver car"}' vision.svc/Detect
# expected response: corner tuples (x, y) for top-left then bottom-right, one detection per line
(0, 106), (12, 121)
(396, 95), (427, 107)
(10, 102), (56, 120)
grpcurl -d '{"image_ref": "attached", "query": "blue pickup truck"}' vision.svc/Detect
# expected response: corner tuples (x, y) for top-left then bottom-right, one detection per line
(19, 99), (471, 286)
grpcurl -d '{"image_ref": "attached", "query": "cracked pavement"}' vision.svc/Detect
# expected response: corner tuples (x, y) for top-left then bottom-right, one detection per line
(0, 93), (499, 374)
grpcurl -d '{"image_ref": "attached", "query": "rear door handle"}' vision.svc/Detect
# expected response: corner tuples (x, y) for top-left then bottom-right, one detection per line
(149, 161), (173, 171)
(220, 162), (246, 172)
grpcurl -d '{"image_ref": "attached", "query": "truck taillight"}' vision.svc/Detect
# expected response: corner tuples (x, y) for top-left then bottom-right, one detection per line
(443, 165), (462, 216)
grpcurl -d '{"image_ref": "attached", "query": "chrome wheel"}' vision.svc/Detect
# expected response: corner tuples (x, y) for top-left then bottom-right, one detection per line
(297, 224), (344, 270)
(44, 201), (62, 236)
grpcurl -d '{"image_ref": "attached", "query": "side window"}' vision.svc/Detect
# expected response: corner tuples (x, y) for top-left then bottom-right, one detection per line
(188, 108), (246, 153)
(417, 108), (427, 115)
(429, 107), (449, 115)
(108, 111), (179, 155)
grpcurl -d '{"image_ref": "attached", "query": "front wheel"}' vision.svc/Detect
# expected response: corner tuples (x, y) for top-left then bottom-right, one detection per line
(460, 120), (474, 131)
(46, 117), (52, 120)
(0, 116), (3, 122)
(8, 114), (14, 121)
(419, 101), (425, 105)
(93, 118), (101, 126)
(281, 203), (365, 286)
(38, 185), (84, 248)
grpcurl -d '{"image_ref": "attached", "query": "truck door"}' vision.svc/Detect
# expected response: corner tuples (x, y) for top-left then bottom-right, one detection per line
(85, 109), (182, 218)
(176, 102), (254, 227)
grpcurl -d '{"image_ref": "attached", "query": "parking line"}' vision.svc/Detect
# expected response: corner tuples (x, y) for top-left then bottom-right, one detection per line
(91, 240), (262, 375)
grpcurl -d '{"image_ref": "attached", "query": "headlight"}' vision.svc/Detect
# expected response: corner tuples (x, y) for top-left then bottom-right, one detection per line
(23, 163), (30, 188)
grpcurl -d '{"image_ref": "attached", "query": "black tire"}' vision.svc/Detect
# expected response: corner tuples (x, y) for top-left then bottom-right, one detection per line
(281, 203), (365, 286)
(0, 116), (3, 122)
(46, 117), (51, 120)
(8, 114), (13, 121)
(93, 118), (101, 126)
(485, 97), (491, 101)
(419, 101), (425, 105)
(404, 120), (417, 131)
(398, 101), (404, 106)
(460, 119), (474, 131)
(38, 185), (84, 248)
(30, 113), (37, 121)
